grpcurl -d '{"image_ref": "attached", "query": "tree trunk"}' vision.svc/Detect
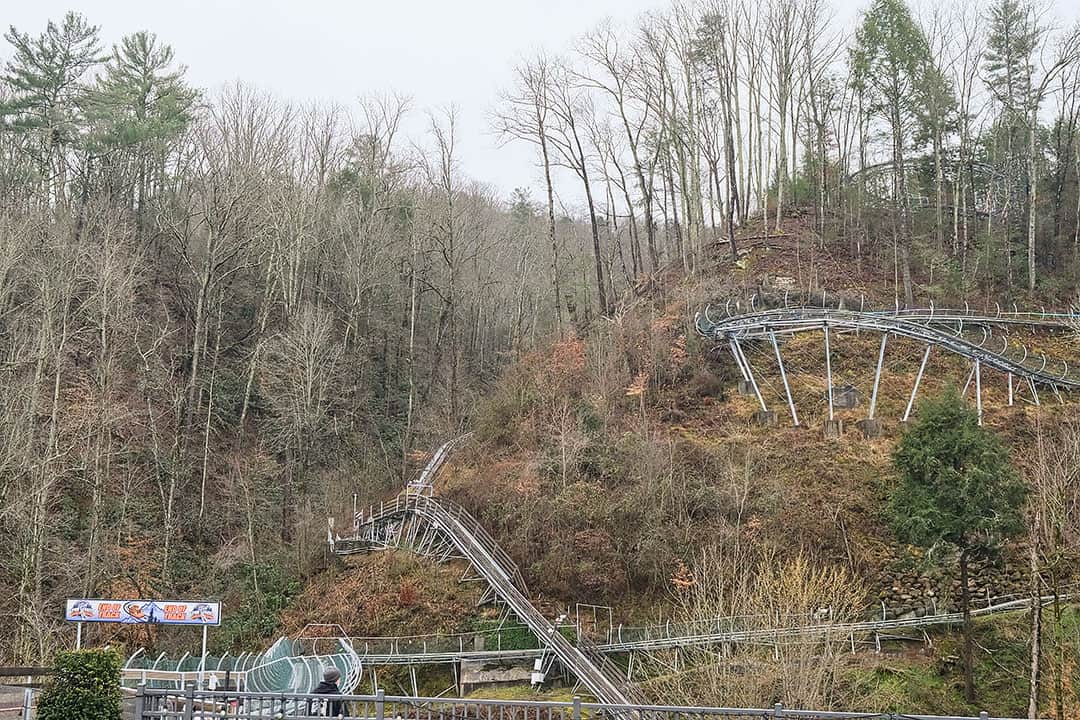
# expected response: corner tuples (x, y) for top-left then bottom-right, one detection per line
(198, 300), (223, 537)
(403, 235), (419, 480)
(960, 549), (977, 704)
(539, 129), (563, 335)
(776, 90), (788, 233)
(724, 76), (740, 263)
(892, 104), (914, 306)
(614, 94), (658, 274)
(1052, 572), (1063, 720)
(448, 205), (459, 428)
(1027, 116), (1038, 291)
(615, 159), (642, 277)
(1027, 516), (1042, 719)
(935, 134), (945, 253)
(584, 181), (608, 317)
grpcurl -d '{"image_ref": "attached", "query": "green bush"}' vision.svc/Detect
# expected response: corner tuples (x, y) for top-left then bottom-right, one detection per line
(474, 373), (532, 448)
(38, 649), (122, 720)
(217, 562), (301, 650)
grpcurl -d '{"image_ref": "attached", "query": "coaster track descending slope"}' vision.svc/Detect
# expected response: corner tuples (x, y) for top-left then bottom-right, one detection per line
(333, 450), (639, 706)
(695, 306), (1080, 391)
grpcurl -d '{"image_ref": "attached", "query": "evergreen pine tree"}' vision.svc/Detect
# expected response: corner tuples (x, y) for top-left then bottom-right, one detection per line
(1, 12), (103, 203)
(850, 0), (933, 305)
(889, 389), (1028, 705)
(87, 31), (198, 223)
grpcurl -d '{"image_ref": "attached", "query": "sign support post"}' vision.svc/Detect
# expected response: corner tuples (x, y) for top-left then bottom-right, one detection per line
(199, 624), (208, 690)
(76, 622), (82, 650)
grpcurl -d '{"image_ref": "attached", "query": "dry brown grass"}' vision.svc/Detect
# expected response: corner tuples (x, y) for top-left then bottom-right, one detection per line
(280, 551), (483, 637)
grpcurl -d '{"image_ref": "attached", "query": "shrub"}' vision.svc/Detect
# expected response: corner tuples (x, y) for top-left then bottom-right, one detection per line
(218, 562), (301, 649)
(37, 649), (122, 720)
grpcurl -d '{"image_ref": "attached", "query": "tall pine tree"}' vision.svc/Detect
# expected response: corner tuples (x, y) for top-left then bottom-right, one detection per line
(983, 0), (1039, 289)
(851, 0), (933, 306)
(1, 12), (102, 205)
(889, 390), (1028, 704)
(87, 31), (198, 228)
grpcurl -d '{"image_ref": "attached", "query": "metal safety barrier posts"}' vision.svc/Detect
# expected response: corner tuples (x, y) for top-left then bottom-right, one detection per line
(134, 686), (1026, 720)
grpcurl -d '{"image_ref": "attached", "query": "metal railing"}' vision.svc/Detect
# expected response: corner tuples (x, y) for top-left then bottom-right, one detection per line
(702, 290), (1079, 328)
(596, 593), (1072, 652)
(134, 686), (1024, 720)
(316, 625), (573, 657)
(290, 590), (1075, 661)
(339, 494), (527, 593)
(122, 638), (362, 695)
(406, 435), (472, 497)
(330, 436), (1077, 701)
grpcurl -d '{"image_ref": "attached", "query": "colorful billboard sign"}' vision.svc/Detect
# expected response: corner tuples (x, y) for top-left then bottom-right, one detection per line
(65, 599), (221, 626)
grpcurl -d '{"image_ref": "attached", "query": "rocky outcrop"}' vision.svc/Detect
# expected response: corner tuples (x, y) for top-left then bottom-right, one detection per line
(873, 547), (1029, 621)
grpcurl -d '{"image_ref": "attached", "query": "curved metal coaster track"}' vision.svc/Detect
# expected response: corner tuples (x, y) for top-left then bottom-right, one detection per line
(333, 441), (640, 707)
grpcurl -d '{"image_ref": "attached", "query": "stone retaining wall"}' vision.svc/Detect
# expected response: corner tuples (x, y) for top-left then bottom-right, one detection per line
(875, 547), (1029, 620)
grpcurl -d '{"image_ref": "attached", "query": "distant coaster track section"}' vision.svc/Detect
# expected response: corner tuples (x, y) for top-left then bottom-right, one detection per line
(843, 158), (1010, 218)
(296, 589), (1073, 662)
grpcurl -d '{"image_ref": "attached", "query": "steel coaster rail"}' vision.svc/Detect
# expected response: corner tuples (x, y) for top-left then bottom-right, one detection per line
(407, 435), (472, 496)
(710, 288), (1079, 328)
(341, 494), (527, 594)
(291, 589), (1074, 663)
(120, 640), (360, 696)
(695, 307), (1079, 390)
(409, 494), (640, 705)
(602, 584), (1076, 644)
(337, 443), (636, 706)
(803, 297), (1071, 328)
(333, 439), (1076, 690)
(596, 593), (1073, 652)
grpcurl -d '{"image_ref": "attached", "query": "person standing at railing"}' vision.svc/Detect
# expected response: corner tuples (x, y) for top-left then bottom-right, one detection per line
(306, 667), (347, 717)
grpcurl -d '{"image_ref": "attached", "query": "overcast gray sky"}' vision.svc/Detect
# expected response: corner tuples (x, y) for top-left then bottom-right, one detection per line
(7, 0), (682, 200)
(9, 2), (1076, 204)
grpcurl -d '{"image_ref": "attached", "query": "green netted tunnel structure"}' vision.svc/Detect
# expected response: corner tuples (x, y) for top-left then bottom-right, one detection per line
(122, 637), (361, 695)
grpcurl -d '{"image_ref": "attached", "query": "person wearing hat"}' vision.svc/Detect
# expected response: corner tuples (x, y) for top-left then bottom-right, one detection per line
(307, 666), (346, 717)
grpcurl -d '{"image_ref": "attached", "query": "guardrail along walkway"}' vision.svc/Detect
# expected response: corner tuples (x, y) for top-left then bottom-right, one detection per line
(134, 686), (1026, 720)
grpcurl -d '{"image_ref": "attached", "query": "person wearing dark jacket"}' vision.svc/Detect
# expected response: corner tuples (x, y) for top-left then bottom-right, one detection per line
(307, 667), (346, 717)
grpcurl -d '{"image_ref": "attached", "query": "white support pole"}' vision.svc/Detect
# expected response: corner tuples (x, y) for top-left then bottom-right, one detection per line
(903, 346), (932, 422)
(975, 359), (982, 425)
(770, 331), (799, 426)
(1029, 377), (1040, 406)
(728, 338), (749, 381)
(869, 333), (887, 420)
(198, 625), (208, 690)
(1007, 373), (1014, 406)
(76, 622), (83, 650)
(962, 363), (976, 397)
(824, 324), (834, 421)
(733, 338), (768, 412)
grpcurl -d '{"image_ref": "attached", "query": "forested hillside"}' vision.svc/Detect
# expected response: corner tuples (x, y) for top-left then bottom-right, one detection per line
(0, 0), (1078, 676)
